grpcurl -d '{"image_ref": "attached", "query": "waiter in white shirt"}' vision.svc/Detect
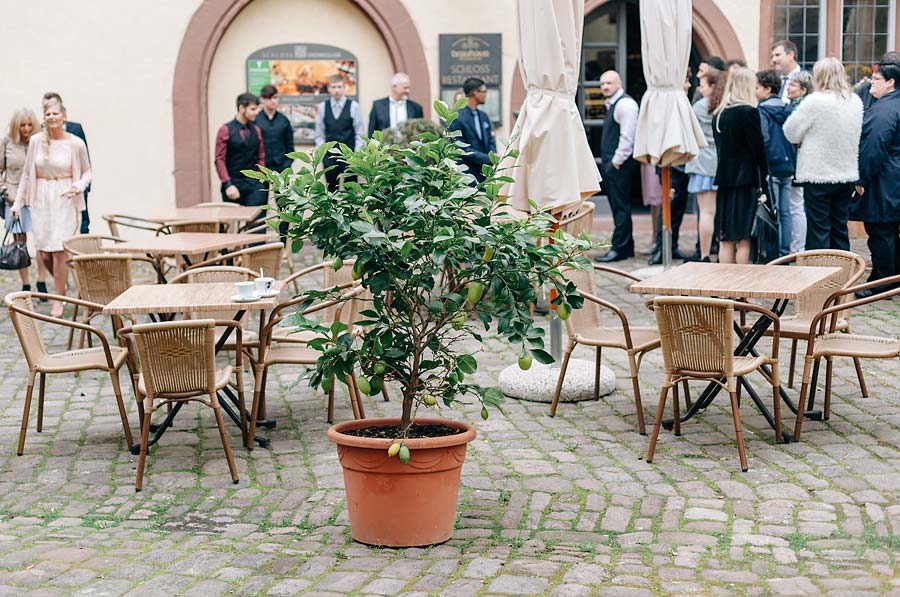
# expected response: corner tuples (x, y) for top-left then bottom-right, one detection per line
(596, 70), (640, 263)
(314, 74), (365, 191)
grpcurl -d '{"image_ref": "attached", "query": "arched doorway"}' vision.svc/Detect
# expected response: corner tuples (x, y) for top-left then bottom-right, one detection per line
(172, 0), (431, 206)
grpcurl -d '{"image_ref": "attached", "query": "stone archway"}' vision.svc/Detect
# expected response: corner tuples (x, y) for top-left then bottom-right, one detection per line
(172, 0), (431, 205)
(509, 0), (744, 122)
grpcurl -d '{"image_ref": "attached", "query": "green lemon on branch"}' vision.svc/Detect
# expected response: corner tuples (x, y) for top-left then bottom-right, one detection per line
(518, 352), (533, 371)
(387, 442), (401, 457)
(467, 282), (484, 306)
(398, 444), (411, 464)
(557, 303), (571, 320)
(332, 256), (343, 271)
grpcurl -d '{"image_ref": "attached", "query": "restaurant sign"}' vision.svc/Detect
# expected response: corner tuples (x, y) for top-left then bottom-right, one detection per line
(439, 34), (502, 126)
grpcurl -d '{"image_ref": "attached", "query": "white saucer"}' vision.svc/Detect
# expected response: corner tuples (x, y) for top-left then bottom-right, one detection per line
(230, 294), (261, 303)
(257, 290), (279, 298)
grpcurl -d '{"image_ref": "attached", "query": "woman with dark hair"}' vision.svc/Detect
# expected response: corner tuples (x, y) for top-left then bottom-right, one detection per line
(685, 70), (723, 261)
(712, 68), (768, 264)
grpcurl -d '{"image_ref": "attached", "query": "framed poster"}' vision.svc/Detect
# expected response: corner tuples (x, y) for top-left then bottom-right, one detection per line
(247, 44), (358, 145)
(439, 34), (502, 126)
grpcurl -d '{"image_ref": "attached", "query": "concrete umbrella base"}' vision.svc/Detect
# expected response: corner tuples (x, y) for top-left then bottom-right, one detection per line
(499, 359), (615, 403)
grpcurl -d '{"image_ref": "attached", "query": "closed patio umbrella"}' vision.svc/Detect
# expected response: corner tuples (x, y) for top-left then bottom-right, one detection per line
(499, 0), (601, 214)
(632, 0), (706, 268)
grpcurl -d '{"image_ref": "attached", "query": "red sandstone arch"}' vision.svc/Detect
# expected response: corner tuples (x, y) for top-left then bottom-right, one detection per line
(509, 0), (744, 123)
(172, 0), (431, 205)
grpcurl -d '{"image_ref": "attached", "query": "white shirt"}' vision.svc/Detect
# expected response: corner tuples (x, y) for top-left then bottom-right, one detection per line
(779, 64), (801, 102)
(608, 88), (639, 167)
(314, 96), (365, 150)
(389, 98), (408, 129)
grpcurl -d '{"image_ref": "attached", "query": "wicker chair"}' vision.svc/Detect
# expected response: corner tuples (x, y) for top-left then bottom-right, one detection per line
(186, 242), (284, 278)
(647, 297), (781, 472)
(63, 234), (126, 257)
(792, 274), (900, 441)
(5, 292), (134, 455)
(119, 319), (245, 491)
(103, 214), (165, 237)
(249, 284), (367, 445)
(67, 253), (156, 349)
(549, 265), (660, 434)
(168, 266), (260, 359)
(158, 219), (223, 235)
(766, 250), (867, 391)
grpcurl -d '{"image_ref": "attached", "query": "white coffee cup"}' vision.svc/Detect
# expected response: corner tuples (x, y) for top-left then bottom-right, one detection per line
(255, 276), (275, 295)
(235, 281), (255, 299)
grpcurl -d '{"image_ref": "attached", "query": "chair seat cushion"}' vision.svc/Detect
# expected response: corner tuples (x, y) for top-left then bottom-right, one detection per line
(263, 341), (320, 365)
(38, 345), (128, 373)
(574, 326), (660, 351)
(138, 365), (234, 397)
(813, 333), (900, 359)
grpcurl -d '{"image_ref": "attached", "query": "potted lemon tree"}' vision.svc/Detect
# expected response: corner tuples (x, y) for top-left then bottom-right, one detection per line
(245, 101), (591, 547)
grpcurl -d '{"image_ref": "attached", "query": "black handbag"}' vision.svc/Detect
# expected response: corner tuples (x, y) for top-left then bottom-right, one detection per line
(750, 191), (779, 265)
(0, 219), (31, 270)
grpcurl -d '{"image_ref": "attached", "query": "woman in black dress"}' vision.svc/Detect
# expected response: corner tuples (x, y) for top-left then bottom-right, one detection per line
(711, 67), (768, 264)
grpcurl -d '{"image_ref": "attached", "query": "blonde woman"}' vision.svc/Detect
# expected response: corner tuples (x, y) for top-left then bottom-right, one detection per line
(711, 67), (768, 264)
(1, 108), (40, 291)
(11, 100), (90, 317)
(783, 57), (863, 250)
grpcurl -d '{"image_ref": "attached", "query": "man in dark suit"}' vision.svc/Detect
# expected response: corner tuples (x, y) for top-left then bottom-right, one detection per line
(43, 92), (91, 233)
(447, 77), (496, 183)
(367, 73), (424, 137)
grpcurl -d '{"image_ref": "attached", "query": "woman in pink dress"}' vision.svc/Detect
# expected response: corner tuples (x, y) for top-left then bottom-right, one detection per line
(11, 100), (91, 317)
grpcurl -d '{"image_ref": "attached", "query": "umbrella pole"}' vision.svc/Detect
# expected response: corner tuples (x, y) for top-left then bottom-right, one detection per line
(661, 166), (672, 270)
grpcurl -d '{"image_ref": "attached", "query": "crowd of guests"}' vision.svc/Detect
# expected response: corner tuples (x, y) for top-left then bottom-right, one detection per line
(1, 93), (91, 317)
(595, 40), (900, 298)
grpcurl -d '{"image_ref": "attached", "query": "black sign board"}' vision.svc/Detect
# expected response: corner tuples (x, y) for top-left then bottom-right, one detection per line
(439, 34), (502, 126)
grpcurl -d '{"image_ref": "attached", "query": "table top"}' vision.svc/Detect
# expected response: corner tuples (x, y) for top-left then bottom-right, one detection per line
(103, 282), (282, 315)
(145, 206), (263, 224)
(629, 262), (843, 299)
(104, 232), (263, 255)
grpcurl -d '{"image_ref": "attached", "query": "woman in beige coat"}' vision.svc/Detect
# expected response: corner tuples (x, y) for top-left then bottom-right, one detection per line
(12, 100), (91, 317)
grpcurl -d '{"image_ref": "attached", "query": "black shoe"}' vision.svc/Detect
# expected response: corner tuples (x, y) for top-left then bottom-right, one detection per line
(648, 251), (662, 265)
(22, 284), (31, 292)
(682, 251), (701, 262)
(36, 281), (48, 302)
(855, 287), (890, 300)
(671, 248), (686, 260)
(594, 249), (631, 263)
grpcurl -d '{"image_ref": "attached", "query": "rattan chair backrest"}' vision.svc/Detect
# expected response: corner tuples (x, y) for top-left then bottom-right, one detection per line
(70, 254), (135, 306)
(654, 296), (735, 378)
(166, 219), (221, 234)
(103, 214), (162, 237)
(322, 260), (359, 326)
(131, 319), (217, 396)
(63, 234), (123, 257)
(558, 202), (595, 238)
(169, 266), (257, 323)
(239, 243), (284, 279)
(560, 267), (603, 335)
(790, 250), (866, 321)
(5, 293), (48, 367)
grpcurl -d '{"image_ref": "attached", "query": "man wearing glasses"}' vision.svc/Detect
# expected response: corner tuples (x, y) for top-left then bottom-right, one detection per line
(448, 77), (496, 183)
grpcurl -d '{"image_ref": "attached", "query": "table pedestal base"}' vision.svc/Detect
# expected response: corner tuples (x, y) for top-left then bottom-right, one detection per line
(499, 360), (615, 403)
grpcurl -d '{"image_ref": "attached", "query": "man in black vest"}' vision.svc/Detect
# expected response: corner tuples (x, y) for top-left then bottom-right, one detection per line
(596, 70), (639, 262)
(314, 74), (365, 191)
(214, 92), (267, 206)
(256, 85), (294, 172)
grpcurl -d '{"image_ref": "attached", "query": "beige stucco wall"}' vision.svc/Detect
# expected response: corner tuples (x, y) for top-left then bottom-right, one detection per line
(0, 0), (202, 223)
(713, 0), (761, 68)
(0, 0), (758, 226)
(207, 0), (394, 194)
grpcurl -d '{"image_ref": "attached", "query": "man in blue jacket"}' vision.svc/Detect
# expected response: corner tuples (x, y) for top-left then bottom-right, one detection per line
(447, 77), (496, 183)
(854, 61), (900, 297)
(756, 70), (797, 257)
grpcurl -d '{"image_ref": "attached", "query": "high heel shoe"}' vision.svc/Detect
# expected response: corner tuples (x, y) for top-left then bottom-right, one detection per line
(36, 281), (48, 302)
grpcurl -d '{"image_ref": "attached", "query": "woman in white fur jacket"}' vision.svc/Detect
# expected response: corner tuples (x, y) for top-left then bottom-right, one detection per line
(783, 57), (863, 251)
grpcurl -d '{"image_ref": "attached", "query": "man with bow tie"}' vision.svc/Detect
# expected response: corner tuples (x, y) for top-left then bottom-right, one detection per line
(368, 72), (424, 137)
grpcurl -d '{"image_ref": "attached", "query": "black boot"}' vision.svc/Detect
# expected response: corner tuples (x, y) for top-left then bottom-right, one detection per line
(22, 284), (31, 292)
(36, 281), (48, 302)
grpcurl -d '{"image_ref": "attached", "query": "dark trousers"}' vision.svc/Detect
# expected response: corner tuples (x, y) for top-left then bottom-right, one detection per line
(652, 168), (689, 254)
(222, 178), (268, 207)
(80, 191), (90, 234)
(803, 182), (853, 251)
(601, 160), (636, 256)
(864, 221), (900, 290)
(324, 154), (355, 192)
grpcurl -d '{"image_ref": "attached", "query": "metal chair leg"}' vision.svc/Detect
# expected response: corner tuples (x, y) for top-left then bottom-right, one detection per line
(17, 371), (36, 456)
(645, 384), (670, 464)
(729, 390), (749, 472)
(549, 341), (575, 418)
(37, 373), (46, 433)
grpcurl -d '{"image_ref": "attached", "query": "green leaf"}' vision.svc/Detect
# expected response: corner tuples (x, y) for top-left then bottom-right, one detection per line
(457, 354), (477, 374)
(350, 221), (374, 234)
(530, 349), (555, 365)
(286, 151), (311, 163)
(481, 386), (505, 407)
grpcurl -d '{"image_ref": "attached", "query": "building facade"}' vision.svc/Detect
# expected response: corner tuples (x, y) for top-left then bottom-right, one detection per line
(0, 0), (895, 219)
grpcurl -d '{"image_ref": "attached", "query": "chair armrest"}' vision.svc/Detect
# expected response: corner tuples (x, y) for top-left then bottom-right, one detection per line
(809, 276), (900, 341)
(11, 303), (118, 367)
(279, 261), (330, 288)
(591, 264), (641, 282)
(734, 302), (781, 361)
(578, 289), (636, 346)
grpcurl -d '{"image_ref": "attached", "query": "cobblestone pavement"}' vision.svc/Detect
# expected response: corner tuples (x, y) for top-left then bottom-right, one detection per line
(0, 215), (899, 596)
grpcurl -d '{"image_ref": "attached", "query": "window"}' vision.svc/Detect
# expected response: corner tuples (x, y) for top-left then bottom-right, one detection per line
(842, 0), (895, 82)
(773, 0), (824, 70)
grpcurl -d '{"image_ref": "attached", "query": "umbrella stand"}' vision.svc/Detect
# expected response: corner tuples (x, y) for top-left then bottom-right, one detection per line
(661, 166), (673, 270)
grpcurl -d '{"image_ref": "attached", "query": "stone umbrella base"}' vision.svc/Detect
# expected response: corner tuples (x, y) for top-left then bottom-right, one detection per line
(499, 360), (615, 403)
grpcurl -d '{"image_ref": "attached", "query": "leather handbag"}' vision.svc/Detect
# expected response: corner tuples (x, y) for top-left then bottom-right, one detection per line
(0, 219), (31, 270)
(750, 190), (779, 265)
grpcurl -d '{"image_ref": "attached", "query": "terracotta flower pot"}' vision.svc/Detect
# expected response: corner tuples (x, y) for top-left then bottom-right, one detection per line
(327, 417), (476, 547)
